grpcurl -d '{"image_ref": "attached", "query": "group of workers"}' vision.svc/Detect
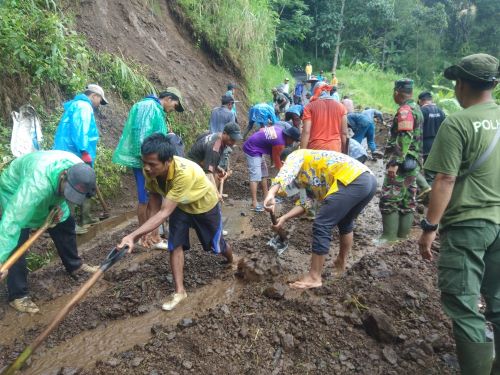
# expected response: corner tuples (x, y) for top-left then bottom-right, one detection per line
(0, 51), (499, 375)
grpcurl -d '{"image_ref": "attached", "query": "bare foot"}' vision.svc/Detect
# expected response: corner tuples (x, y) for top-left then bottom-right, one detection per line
(289, 274), (322, 289)
(333, 257), (346, 274)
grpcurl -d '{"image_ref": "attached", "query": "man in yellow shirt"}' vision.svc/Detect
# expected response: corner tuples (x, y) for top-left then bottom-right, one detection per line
(264, 149), (377, 289)
(331, 73), (338, 87)
(119, 133), (233, 311)
(305, 62), (313, 80)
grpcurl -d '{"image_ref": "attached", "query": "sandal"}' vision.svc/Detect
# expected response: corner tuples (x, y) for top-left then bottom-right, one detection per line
(250, 205), (265, 212)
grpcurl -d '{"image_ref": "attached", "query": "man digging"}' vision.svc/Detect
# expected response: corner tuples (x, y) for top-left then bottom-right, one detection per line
(264, 149), (377, 289)
(118, 133), (233, 311)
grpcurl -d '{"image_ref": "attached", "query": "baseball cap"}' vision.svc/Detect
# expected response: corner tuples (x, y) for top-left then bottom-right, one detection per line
(64, 163), (97, 205)
(418, 91), (433, 100)
(444, 53), (499, 83)
(221, 94), (234, 105)
(394, 78), (414, 91)
(227, 83), (236, 90)
(165, 87), (185, 112)
(223, 122), (243, 141)
(283, 126), (301, 142)
(86, 84), (108, 105)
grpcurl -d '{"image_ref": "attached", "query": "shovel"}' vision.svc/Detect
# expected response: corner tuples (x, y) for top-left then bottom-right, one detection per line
(0, 208), (58, 281)
(267, 211), (289, 256)
(0, 246), (129, 375)
(95, 185), (110, 220)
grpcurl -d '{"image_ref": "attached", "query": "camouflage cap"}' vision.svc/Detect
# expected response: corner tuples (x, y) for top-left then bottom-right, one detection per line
(394, 78), (414, 91)
(444, 53), (499, 83)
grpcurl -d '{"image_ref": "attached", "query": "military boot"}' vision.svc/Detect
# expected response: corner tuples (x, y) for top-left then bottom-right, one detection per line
(397, 212), (414, 239)
(376, 212), (399, 244)
(455, 340), (493, 375)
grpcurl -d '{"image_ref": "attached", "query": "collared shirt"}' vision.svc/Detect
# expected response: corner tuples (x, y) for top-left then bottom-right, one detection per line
(273, 149), (371, 207)
(209, 106), (235, 134)
(144, 156), (218, 214)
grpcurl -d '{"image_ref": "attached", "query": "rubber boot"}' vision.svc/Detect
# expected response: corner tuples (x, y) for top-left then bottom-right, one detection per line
(397, 212), (414, 239)
(491, 329), (500, 375)
(455, 340), (493, 375)
(377, 212), (399, 244)
(81, 199), (99, 225)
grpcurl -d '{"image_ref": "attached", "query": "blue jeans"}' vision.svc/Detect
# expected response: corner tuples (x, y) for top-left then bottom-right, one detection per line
(352, 121), (377, 152)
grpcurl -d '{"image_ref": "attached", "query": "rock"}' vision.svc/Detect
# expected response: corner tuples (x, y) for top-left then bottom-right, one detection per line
(137, 305), (149, 314)
(441, 353), (459, 369)
(362, 309), (398, 344)
(179, 318), (195, 328)
(131, 357), (144, 368)
(220, 304), (230, 315)
(382, 346), (398, 365)
(151, 324), (163, 335)
(59, 368), (81, 375)
(149, 370), (159, 375)
(167, 332), (176, 340)
(419, 340), (434, 356)
(281, 333), (295, 352)
(127, 263), (139, 272)
(427, 334), (446, 352)
(104, 358), (120, 368)
(263, 283), (286, 300)
(322, 311), (334, 326)
(239, 327), (249, 338)
(182, 360), (193, 370)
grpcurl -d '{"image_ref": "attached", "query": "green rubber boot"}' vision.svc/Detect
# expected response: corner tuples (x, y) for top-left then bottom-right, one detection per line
(397, 212), (414, 239)
(455, 340), (493, 375)
(491, 329), (500, 375)
(81, 199), (99, 225)
(377, 212), (399, 244)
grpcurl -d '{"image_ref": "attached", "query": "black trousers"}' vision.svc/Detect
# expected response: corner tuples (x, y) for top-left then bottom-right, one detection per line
(7, 216), (82, 301)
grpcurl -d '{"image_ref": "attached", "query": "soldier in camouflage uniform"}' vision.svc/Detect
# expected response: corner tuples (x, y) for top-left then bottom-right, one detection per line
(379, 79), (423, 242)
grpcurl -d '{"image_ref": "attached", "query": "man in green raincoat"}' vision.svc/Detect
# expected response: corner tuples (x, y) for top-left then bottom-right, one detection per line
(112, 88), (185, 247)
(0, 151), (98, 313)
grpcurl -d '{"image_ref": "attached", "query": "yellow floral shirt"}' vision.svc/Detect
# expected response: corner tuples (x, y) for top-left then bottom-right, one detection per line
(273, 149), (371, 206)
(145, 156), (218, 214)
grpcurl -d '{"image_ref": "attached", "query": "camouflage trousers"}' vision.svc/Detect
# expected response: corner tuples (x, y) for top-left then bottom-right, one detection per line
(379, 168), (418, 214)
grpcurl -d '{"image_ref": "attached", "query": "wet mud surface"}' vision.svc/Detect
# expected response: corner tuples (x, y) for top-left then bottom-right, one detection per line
(0, 144), (458, 374)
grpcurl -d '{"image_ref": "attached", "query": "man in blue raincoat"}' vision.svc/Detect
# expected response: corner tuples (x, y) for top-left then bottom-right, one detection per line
(244, 103), (279, 139)
(53, 84), (108, 233)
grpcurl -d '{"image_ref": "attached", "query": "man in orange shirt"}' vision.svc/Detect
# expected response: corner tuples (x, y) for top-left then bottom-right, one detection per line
(300, 83), (348, 152)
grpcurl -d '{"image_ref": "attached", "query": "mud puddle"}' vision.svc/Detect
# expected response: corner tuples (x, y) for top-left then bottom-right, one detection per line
(221, 199), (258, 239)
(24, 278), (241, 374)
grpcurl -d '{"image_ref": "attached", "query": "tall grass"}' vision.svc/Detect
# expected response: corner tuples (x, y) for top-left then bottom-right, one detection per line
(336, 62), (423, 113)
(175, 0), (276, 95)
(248, 64), (294, 104)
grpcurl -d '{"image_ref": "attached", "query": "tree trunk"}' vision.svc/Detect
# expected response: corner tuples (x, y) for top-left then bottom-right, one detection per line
(315, 3), (318, 59)
(332, 0), (346, 73)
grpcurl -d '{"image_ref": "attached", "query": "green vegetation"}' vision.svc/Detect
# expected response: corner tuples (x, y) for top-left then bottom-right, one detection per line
(276, 0), (499, 86)
(26, 248), (55, 272)
(0, 0), (158, 197)
(175, 0), (293, 103)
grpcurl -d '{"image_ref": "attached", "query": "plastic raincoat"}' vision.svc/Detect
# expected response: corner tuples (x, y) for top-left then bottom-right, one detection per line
(53, 94), (99, 162)
(112, 97), (168, 169)
(0, 151), (82, 262)
(248, 103), (279, 126)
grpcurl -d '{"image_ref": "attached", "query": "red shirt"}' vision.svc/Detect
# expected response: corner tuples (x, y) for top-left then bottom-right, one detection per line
(303, 98), (346, 152)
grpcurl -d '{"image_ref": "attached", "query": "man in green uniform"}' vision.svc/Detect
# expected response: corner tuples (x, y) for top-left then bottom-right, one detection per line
(113, 88), (185, 247)
(379, 79), (423, 242)
(0, 151), (98, 313)
(418, 53), (500, 375)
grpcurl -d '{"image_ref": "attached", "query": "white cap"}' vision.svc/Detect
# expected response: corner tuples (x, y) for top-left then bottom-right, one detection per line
(86, 84), (108, 105)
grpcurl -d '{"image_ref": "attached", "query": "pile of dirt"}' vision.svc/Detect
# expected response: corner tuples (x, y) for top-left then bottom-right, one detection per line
(72, 0), (246, 115)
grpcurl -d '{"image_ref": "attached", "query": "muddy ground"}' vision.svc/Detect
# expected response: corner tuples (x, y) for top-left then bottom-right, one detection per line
(0, 139), (459, 374)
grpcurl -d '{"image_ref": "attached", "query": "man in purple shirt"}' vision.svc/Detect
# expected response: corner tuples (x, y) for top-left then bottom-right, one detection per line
(243, 126), (300, 211)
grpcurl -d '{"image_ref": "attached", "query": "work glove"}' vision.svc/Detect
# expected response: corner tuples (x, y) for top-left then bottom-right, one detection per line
(80, 151), (92, 166)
